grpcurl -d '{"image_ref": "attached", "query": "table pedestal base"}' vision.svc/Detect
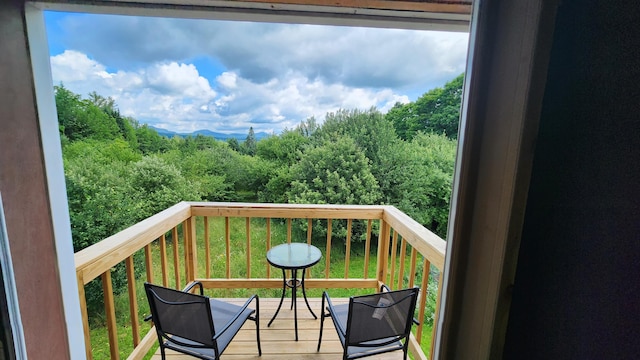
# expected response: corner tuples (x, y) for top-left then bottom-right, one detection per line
(268, 268), (317, 341)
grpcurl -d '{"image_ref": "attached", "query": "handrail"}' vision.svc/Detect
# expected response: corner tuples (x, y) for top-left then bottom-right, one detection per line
(74, 202), (446, 360)
(75, 201), (191, 284)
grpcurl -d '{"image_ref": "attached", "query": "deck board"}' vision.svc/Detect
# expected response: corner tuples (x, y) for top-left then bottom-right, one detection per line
(150, 297), (403, 359)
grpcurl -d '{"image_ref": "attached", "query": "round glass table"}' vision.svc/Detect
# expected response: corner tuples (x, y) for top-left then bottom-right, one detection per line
(266, 243), (322, 341)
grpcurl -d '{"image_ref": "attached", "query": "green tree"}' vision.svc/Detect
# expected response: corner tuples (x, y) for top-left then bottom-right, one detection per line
(135, 124), (171, 154)
(386, 73), (464, 140)
(55, 85), (121, 141)
(227, 137), (241, 152)
(243, 127), (257, 156)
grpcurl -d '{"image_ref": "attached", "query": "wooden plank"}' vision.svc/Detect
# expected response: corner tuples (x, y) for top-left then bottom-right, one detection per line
(126, 328), (157, 360)
(430, 271), (444, 360)
(398, 237), (407, 290)
(382, 206), (445, 270)
(225, 217), (231, 278)
(159, 234), (168, 287)
(172, 227), (180, 289)
(189, 203), (384, 220)
(196, 278), (378, 289)
(266, 218), (271, 278)
(417, 258), (431, 341)
(235, 0), (472, 14)
(76, 202), (191, 284)
(377, 220), (391, 285)
(324, 219), (332, 279)
(125, 256), (140, 347)
(306, 218), (312, 278)
(363, 219), (372, 278)
(77, 273), (92, 360)
(409, 247), (417, 288)
(102, 270), (119, 360)
(344, 219), (351, 279)
(144, 244), (153, 282)
(246, 217), (251, 278)
(389, 230), (398, 288)
(204, 217), (210, 278)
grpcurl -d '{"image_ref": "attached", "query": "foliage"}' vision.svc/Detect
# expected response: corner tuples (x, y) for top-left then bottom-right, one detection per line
(385, 73), (464, 140)
(55, 85), (121, 141)
(243, 126), (257, 156)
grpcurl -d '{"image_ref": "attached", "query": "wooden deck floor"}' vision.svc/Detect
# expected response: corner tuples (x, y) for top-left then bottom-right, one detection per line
(151, 297), (403, 359)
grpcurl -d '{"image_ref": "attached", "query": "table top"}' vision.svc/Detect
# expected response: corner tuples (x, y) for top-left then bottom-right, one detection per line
(266, 243), (322, 270)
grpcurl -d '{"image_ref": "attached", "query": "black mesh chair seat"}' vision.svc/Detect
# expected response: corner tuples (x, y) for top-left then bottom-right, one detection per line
(145, 282), (261, 360)
(317, 285), (419, 360)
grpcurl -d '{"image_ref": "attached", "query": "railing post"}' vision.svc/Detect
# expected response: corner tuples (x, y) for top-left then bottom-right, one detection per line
(102, 270), (119, 360)
(376, 220), (391, 287)
(185, 215), (198, 283)
(77, 273), (92, 360)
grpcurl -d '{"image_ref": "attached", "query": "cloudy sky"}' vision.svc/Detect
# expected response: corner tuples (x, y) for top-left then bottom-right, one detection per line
(45, 11), (469, 135)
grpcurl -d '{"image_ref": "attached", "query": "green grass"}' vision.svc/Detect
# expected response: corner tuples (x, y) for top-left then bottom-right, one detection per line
(86, 216), (437, 359)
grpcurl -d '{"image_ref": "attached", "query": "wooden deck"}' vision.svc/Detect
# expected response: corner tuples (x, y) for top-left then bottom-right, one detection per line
(151, 297), (403, 359)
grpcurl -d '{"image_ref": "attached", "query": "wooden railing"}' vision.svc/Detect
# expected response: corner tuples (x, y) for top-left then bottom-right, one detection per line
(74, 202), (446, 360)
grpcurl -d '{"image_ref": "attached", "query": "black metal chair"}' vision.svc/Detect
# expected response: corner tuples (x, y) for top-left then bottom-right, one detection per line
(317, 284), (419, 360)
(144, 281), (261, 360)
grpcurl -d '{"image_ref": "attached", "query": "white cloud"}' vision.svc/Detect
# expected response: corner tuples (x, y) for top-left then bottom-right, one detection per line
(47, 14), (469, 134)
(50, 50), (414, 134)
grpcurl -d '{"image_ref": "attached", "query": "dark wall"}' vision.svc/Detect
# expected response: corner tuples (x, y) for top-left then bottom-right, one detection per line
(504, 1), (640, 359)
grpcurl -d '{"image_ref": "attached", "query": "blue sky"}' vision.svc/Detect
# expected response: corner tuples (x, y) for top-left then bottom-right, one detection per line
(44, 11), (469, 134)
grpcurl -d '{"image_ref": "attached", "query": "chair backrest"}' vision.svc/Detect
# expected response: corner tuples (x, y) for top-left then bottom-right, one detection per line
(345, 287), (419, 346)
(144, 283), (215, 347)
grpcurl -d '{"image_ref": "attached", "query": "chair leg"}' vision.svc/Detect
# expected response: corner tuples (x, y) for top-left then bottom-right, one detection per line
(317, 293), (326, 352)
(255, 296), (262, 356)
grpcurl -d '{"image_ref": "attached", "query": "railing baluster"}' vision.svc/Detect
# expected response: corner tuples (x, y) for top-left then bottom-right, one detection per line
(159, 234), (168, 287)
(325, 219), (332, 279)
(225, 217), (231, 279)
(409, 247), (418, 288)
(144, 244), (153, 283)
(398, 237), (407, 290)
(345, 219), (352, 279)
(246, 217), (251, 278)
(186, 217), (197, 282)
(377, 221), (391, 285)
(429, 272), (444, 360)
(364, 219), (372, 278)
(172, 227), (180, 289)
(416, 257), (431, 343)
(266, 218), (271, 278)
(306, 218), (313, 278)
(77, 275), (92, 360)
(204, 217), (210, 279)
(287, 218), (292, 244)
(125, 256), (140, 347)
(101, 270), (119, 359)
(183, 220), (189, 283)
(389, 230), (399, 288)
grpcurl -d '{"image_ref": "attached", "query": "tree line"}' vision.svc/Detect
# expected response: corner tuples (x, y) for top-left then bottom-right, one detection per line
(56, 73), (463, 312)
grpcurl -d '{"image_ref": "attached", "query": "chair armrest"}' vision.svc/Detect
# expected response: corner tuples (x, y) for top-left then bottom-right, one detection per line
(143, 314), (153, 322)
(212, 295), (259, 340)
(182, 281), (204, 295)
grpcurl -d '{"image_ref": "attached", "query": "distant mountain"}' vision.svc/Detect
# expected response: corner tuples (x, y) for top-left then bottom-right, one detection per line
(149, 126), (270, 141)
